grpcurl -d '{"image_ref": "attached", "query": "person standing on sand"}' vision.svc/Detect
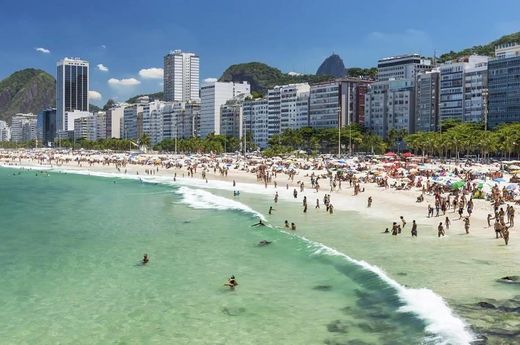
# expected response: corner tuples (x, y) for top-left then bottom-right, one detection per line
(315, 199), (320, 209)
(502, 226), (510, 245)
(494, 220), (503, 239)
(463, 217), (470, 234)
(487, 214), (493, 227)
(509, 206), (515, 227)
(274, 192), (279, 203)
(438, 222), (445, 237)
(367, 196), (372, 208)
(445, 217), (450, 231)
(411, 220), (417, 237)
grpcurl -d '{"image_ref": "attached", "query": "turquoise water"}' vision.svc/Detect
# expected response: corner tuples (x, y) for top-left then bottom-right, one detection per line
(0, 168), (466, 344)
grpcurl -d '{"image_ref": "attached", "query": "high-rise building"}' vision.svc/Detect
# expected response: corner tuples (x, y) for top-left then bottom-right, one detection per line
(142, 101), (165, 144)
(163, 50), (200, 102)
(199, 81), (250, 137)
(74, 115), (96, 141)
(439, 55), (488, 123)
(308, 81), (344, 129)
(11, 113), (38, 142)
(377, 54), (432, 81)
(0, 120), (10, 142)
(243, 98), (269, 148)
(95, 112), (107, 140)
(37, 108), (57, 145)
(56, 58), (89, 132)
(105, 105), (125, 139)
(415, 70), (440, 132)
(488, 43), (520, 128)
(365, 79), (415, 138)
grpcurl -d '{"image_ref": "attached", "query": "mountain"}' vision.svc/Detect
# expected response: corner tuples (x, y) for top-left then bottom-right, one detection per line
(0, 69), (55, 123)
(126, 91), (164, 104)
(438, 31), (520, 62)
(219, 62), (334, 95)
(316, 54), (346, 78)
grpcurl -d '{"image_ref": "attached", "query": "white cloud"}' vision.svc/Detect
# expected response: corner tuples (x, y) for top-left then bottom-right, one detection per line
(35, 47), (50, 54)
(97, 64), (109, 72)
(203, 77), (218, 83)
(101, 44), (107, 49)
(108, 78), (141, 87)
(139, 67), (163, 79)
(88, 90), (102, 100)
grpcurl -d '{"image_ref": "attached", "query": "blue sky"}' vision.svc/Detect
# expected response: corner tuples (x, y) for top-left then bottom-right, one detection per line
(1, 0), (519, 106)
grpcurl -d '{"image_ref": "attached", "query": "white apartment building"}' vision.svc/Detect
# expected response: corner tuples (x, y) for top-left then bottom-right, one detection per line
(105, 105), (125, 139)
(439, 55), (488, 123)
(377, 54), (432, 81)
(142, 101), (165, 144)
(11, 113), (37, 142)
(95, 112), (106, 140)
(74, 115), (97, 141)
(271, 83), (310, 134)
(495, 42), (520, 59)
(0, 120), (11, 142)
(365, 79), (415, 138)
(415, 69), (440, 132)
(243, 98), (269, 148)
(199, 81), (250, 137)
(162, 101), (200, 140)
(220, 96), (245, 139)
(164, 50), (200, 102)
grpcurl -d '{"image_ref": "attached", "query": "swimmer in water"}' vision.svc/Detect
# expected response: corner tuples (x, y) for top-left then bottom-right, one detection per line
(269, 206), (274, 215)
(284, 220), (289, 228)
(258, 240), (272, 246)
(291, 222), (296, 231)
(224, 275), (238, 289)
(142, 254), (149, 264)
(251, 219), (265, 227)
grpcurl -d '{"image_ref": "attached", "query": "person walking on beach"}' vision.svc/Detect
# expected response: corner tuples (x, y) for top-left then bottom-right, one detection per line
(438, 222), (445, 237)
(400, 216), (406, 228)
(502, 226), (510, 245)
(445, 217), (450, 231)
(463, 217), (470, 234)
(509, 206), (515, 227)
(367, 196), (372, 208)
(274, 192), (279, 203)
(494, 220), (503, 239)
(315, 198), (320, 209)
(411, 220), (417, 237)
(293, 189), (298, 199)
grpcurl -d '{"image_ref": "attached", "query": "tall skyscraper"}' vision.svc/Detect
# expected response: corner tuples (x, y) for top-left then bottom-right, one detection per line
(56, 58), (89, 132)
(163, 50), (200, 102)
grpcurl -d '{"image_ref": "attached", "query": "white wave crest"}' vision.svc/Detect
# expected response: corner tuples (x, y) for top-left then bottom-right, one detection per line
(306, 238), (474, 345)
(174, 186), (266, 221)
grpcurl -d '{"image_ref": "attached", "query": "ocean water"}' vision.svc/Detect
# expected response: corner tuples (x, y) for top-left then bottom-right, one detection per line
(0, 168), (474, 344)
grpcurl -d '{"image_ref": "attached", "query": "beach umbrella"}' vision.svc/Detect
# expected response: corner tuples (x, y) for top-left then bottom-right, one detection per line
(451, 180), (466, 190)
(494, 177), (507, 183)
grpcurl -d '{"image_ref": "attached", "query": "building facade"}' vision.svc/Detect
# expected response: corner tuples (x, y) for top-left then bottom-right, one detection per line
(243, 98), (269, 148)
(56, 58), (89, 132)
(365, 79), (415, 138)
(162, 101), (200, 140)
(163, 50), (200, 102)
(377, 54), (432, 82)
(199, 81), (250, 137)
(37, 108), (57, 145)
(220, 97), (244, 139)
(74, 115), (97, 141)
(0, 120), (10, 142)
(105, 105), (125, 139)
(488, 43), (520, 128)
(415, 70), (440, 132)
(11, 113), (38, 143)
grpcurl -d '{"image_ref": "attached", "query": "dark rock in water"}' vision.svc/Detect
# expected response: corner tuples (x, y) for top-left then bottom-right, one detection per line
(477, 301), (497, 309)
(221, 307), (245, 316)
(327, 320), (349, 333)
(498, 276), (520, 284)
(314, 285), (333, 291)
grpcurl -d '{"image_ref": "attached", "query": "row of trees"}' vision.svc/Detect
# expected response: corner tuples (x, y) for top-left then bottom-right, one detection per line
(153, 133), (257, 154)
(404, 122), (520, 159)
(262, 125), (388, 157)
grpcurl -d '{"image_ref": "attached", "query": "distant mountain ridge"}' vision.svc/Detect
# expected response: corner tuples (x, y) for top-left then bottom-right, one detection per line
(219, 62), (334, 95)
(0, 69), (55, 123)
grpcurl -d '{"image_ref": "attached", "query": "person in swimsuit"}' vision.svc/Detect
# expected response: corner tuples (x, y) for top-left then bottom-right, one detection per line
(291, 222), (296, 230)
(225, 275), (238, 289)
(437, 222), (445, 237)
(142, 254), (149, 264)
(284, 220), (289, 228)
(411, 220), (417, 237)
(251, 219), (265, 227)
